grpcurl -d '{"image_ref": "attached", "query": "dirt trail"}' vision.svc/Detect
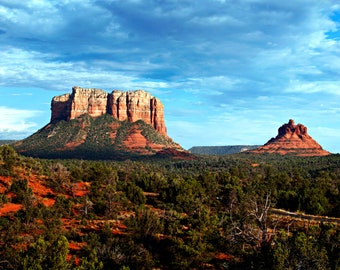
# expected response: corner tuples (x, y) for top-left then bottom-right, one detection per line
(270, 208), (340, 226)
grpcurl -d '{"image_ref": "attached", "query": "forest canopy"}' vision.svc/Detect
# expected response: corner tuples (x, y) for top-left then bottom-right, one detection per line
(0, 145), (339, 269)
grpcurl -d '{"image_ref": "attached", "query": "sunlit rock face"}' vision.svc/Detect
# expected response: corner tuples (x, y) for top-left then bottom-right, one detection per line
(108, 90), (167, 135)
(51, 86), (167, 136)
(15, 86), (190, 160)
(70, 87), (108, 119)
(251, 119), (330, 156)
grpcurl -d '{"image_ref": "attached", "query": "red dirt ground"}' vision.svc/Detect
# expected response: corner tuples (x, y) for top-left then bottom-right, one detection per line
(72, 182), (90, 197)
(40, 198), (55, 207)
(27, 175), (54, 197)
(0, 175), (11, 193)
(0, 203), (22, 216)
(0, 175), (11, 185)
(214, 253), (232, 260)
(69, 241), (86, 251)
(0, 171), (56, 215)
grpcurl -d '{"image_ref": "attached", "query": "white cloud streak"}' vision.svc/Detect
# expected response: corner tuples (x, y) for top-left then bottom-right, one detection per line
(0, 106), (41, 138)
(0, 0), (339, 151)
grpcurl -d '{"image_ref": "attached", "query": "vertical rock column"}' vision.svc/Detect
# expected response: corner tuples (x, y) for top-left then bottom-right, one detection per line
(109, 90), (128, 121)
(69, 86), (108, 119)
(50, 93), (72, 123)
(108, 90), (167, 136)
(51, 87), (168, 136)
(150, 97), (167, 136)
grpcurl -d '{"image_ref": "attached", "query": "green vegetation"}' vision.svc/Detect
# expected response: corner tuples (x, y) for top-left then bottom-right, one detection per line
(189, 145), (260, 155)
(13, 115), (179, 160)
(0, 140), (17, 146)
(137, 120), (176, 147)
(0, 145), (340, 269)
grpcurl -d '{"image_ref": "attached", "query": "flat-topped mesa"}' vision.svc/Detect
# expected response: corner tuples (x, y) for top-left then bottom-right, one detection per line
(51, 86), (167, 136)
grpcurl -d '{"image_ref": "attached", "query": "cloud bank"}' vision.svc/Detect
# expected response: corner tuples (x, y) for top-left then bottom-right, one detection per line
(0, 106), (41, 139)
(0, 0), (339, 152)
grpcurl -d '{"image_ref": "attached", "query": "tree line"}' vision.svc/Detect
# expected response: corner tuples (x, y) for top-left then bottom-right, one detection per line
(0, 145), (339, 269)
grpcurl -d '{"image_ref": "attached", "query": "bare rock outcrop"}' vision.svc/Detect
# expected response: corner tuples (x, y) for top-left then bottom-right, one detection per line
(109, 90), (166, 135)
(51, 86), (167, 136)
(70, 87), (108, 119)
(51, 93), (71, 123)
(252, 119), (330, 156)
(15, 86), (190, 160)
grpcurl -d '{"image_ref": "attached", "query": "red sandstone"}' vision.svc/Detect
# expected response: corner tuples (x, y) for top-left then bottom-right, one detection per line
(51, 86), (167, 135)
(252, 119), (330, 156)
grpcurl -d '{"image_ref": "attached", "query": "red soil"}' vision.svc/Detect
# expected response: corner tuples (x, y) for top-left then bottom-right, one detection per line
(72, 182), (90, 197)
(0, 171), (55, 215)
(41, 198), (55, 207)
(0, 175), (11, 185)
(28, 175), (54, 197)
(0, 176), (11, 193)
(66, 254), (81, 265)
(63, 140), (86, 150)
(0, 203), (22, 216)
(214, 253), (232, 261)
(69, 241), (86, 251)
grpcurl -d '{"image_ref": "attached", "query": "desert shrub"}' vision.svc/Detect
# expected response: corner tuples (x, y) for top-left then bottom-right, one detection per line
(0, 145), (18, 175)
(21, 235), (70, 270)
(125, 182), (146, 205)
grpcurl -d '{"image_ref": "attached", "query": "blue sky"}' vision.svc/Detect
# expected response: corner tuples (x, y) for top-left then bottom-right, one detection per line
(0, 0), (340, 153)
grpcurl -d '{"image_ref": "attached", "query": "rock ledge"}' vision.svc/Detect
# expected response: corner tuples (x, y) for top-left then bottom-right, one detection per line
(51, 86), (167, 135)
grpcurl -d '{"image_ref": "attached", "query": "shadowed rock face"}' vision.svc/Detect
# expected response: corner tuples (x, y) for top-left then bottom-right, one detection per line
(51, 86), (167, 135)
(252, 119), (330, 156)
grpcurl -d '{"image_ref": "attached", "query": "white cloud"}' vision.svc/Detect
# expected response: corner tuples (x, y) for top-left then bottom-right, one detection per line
(285, 80), (340, 95)
(0, 106), (40, 136)
(0, 46), (141, 91)
(190, 14), (243, 26)
(0, 0), (340, 151)
(0, 0), (60, 36)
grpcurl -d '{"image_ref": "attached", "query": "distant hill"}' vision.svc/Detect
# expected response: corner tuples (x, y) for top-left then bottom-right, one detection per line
(189, 145), (260, 155)
(192, 119), (330, 157)
(0, 140), (17, 146)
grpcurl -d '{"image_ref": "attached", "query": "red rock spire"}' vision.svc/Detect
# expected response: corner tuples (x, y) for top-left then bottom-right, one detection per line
(252, 119), (330, 156)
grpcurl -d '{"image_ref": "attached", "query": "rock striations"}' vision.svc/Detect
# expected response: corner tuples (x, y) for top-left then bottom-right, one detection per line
(251, 119), (330, 156)
(51, 86), (167, 135)
(15, 86), (191, 160)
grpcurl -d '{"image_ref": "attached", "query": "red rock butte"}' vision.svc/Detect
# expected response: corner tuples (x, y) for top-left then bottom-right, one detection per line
(252, 119), (330, 156)
(51, 86), (167, 136)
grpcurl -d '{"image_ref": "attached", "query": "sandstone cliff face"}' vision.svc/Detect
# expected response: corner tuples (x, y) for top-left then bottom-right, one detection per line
(70, 87), (108, 119)
(51, 93), (71, 123)
(51, 86), (167, 136)
(252, 119), (330, 156)
(109, 90), (166, 135)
